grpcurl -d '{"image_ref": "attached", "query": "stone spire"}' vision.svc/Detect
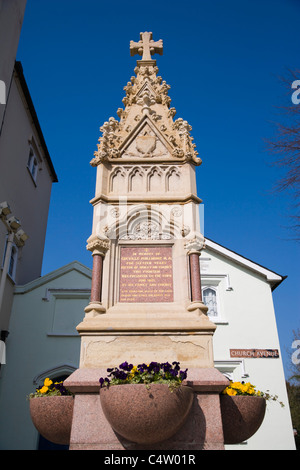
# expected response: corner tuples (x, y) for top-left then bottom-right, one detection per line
(90, 32), (201, 167)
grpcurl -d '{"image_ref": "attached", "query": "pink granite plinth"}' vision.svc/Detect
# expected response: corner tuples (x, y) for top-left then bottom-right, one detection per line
(64, 368), (229, 450)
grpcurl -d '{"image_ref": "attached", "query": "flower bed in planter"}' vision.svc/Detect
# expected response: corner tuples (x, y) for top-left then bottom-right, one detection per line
(220, 381), (283, 444)
(220, 395), (266, 444)
(99, 361), (193, 444)
(30, 395), (74, 445)
(28, 378), (74, 445)
(100, 383), (193, 444)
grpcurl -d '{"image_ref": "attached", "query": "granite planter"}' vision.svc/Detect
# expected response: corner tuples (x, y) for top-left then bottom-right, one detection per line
(29, 396), (74, 445)
(220, 395), (266, 444)
(100, 383), (194, 444)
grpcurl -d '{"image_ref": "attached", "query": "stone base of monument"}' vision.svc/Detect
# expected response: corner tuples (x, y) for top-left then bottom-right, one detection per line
(64, 367), (229, 450)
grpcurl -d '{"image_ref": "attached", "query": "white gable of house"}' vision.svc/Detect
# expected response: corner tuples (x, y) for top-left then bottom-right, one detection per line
(204, 238), (284, 291)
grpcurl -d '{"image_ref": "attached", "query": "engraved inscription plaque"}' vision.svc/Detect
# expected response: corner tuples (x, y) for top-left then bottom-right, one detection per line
(119, 246), (173, 302)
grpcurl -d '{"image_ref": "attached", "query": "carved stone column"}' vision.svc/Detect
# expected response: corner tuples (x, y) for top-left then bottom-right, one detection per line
(84, 234), (110, 318)
(189, 250), (203, 302)
(185, 233), (208, 316)
(90, 253), (104, 303)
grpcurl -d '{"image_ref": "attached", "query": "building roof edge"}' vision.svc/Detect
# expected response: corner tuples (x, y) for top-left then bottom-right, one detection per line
(14, 61), (58, 183)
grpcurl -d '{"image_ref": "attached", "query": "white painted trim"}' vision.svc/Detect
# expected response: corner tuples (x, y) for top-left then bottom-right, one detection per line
(205, 239), (283, 286)
(42, 288), (91, 302)
(13, 261), (92, 294)
(214, 359), (249, 379)
(201, 273), (233, 291)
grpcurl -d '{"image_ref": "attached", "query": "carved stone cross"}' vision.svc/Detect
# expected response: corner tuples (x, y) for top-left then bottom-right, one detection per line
(130, 32), (163, 61)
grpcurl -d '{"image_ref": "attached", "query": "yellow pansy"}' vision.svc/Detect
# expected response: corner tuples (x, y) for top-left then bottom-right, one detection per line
(39, 386), (48, 394)
(129, 365), (138, 379)
(226, 388), (237, 396)
(44, 378), (53, 387)
(231, 382), (242, 390)
(240, 383), (251, 393)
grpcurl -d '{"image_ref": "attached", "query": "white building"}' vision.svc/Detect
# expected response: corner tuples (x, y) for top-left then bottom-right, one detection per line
(202, 238), (295, 450)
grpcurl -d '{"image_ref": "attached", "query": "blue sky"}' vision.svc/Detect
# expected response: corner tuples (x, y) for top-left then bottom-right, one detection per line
(16, 0), (299, 378)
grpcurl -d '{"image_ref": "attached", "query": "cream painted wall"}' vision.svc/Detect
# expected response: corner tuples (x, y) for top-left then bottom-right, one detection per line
(0, 75), (53, 285)
(0, 67), (56, 332)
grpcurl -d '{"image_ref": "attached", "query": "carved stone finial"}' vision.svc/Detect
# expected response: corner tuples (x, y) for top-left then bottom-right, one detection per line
(130, 32), (163, 62)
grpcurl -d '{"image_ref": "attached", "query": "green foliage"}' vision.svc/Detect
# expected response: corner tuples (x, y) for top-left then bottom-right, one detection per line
(27, 378), (73, 399)
(99, 361), (188, 390)
(286, 381), (300, 450)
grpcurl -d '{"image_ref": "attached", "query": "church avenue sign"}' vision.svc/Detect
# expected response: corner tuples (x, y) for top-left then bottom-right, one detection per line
(230, 349), (280, 358)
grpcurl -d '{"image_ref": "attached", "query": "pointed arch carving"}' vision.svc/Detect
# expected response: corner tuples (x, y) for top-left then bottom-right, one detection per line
(110, 167), (126, 193)
(128, 166), (145, 192)
(166, 166), (181, 191)
(147, 166), (163, 192)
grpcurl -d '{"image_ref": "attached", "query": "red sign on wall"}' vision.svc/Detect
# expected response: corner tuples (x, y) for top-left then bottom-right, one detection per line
(230, 349), (279, 358)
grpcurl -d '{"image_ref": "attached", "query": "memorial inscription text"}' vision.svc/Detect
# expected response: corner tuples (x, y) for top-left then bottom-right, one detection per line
(119, 246), (173, 303)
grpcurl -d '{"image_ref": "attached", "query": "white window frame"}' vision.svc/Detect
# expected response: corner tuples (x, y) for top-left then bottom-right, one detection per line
(201, 274), (230, 324)
(2, 238), (18, 282)
(202, 286), (218, 318)
(8, 243), (18, 280)
(27, 146), (39, 184)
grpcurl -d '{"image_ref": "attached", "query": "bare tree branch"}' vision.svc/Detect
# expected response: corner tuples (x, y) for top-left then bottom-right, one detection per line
(265, 69), (300, 239)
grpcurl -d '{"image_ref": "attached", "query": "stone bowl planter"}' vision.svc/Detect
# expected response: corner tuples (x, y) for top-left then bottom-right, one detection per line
(29, 396), (74, 445)
(100, 383), (194, 444)
(220, 395), (266, 444)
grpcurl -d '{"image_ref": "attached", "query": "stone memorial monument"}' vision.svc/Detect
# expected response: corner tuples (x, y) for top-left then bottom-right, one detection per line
(65, 32), (229, 450)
